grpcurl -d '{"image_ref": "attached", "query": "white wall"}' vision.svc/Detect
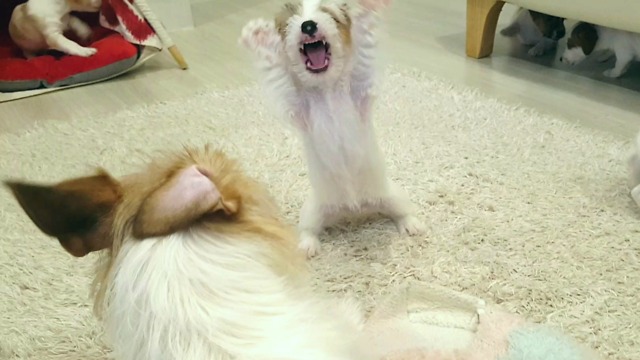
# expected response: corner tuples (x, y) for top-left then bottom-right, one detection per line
(145, 0), (194, 31)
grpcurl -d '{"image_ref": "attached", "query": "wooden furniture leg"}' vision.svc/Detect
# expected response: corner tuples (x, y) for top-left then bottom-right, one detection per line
(134, 0), (189, 70)
(168, 45), (189, 70)
(466, 0), (505, 59)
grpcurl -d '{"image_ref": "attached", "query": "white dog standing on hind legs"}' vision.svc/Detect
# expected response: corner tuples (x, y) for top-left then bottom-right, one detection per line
(240, 0), (424, 257)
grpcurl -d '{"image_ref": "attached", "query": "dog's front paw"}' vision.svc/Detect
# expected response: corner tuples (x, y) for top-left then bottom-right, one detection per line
(603, 68), (622, 78)
(395, 215), (425, 236)
(70, 46), (97, 57)
(359, 0), (391, 11)
(239, 18), (281, 54)
(527, 43), (546, 57)
(298, 232), (321, 258)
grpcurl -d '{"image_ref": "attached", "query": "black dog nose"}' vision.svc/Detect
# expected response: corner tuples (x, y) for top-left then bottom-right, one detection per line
(301, 20), (318, 36)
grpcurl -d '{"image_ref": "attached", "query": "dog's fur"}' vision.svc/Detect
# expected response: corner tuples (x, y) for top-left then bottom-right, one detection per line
(4, 146), (368, 360)
(560, 22), (640, 78)
(500, 8), (565, 57)
(629, 132), (640, 207)
(239, 0), (423, 257)
(9, 0), (100, 58)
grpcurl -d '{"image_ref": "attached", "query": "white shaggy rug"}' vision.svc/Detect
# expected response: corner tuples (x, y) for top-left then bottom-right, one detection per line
(0, 68), (638, 360)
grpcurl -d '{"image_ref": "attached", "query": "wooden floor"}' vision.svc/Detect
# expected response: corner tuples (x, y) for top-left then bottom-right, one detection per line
(2, 0), (639, 138)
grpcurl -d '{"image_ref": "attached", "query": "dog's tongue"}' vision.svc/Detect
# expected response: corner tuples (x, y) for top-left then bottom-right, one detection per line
(306, 46), (326, 69)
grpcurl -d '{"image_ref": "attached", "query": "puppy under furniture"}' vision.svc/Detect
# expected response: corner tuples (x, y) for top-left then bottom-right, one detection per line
(466, 0), (640, 59)
(0, 0), (187, 96)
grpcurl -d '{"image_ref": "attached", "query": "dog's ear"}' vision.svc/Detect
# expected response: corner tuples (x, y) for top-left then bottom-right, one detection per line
(275, 2), (300, 37)
(573, 22), (598, 55)
(339, 3), (352, 24)
(320, 2), (351, 25)
(4, 171), (122, 257)
(132, 165), (239, 239)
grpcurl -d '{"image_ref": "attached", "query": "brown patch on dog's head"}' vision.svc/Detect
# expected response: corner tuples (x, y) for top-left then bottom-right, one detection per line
(274, 0), (352, 43)
(274, 0), (356, 81)
(529, 10), (565, 41)
(275, 2), (301, 39)
(320, 3), (352, 47)
(566, 22), (598, 55)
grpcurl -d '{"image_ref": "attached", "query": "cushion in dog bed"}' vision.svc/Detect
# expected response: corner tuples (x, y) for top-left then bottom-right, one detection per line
(0, 5), (139, 93)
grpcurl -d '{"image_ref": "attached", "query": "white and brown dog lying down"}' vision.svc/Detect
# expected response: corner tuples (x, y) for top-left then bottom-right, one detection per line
(5, 146), (373, 360)
(560, 22), (640, 78)
(9, 0), (101, 58)
(240, 0), (424, 258)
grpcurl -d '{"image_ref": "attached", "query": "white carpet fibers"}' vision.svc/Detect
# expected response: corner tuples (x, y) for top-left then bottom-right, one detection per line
(0, 68), (638, 359)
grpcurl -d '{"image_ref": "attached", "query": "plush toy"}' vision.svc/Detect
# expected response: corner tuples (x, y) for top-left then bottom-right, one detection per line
(360, 282), (601, 360)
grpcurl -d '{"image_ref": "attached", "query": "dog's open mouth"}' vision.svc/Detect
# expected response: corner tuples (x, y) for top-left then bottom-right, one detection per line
(299, 39), (331, 73)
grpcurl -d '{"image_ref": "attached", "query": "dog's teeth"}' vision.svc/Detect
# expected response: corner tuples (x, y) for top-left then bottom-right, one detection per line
(324, 58), (328, 66)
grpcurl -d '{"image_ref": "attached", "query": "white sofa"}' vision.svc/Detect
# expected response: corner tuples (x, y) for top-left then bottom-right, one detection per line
(466, 0), (640, 58)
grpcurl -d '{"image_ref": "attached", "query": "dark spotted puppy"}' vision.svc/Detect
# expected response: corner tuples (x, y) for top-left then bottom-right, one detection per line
(560, 22), (640, 78)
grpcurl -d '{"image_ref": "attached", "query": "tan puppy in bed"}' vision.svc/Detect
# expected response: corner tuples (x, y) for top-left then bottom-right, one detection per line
(9, 0), (102, 58)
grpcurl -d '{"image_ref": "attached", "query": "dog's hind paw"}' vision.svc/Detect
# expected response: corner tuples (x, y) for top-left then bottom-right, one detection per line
(298, 232), (321, 258)
(500, 22), (520, 37)
(500, 24), (519, 37)
(395, 215), (425, 236)
(528, 43), (546, 57)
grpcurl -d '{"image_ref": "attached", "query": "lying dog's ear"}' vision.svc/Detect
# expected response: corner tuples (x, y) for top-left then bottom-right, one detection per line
(275, 2), (300, 37)
(4, 171), (122, 257)
(572, 22), (598, 55)
(133, 165), (239, 239)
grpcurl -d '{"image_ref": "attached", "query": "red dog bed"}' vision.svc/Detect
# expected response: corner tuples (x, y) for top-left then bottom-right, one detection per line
(0, 0), (141, 92)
